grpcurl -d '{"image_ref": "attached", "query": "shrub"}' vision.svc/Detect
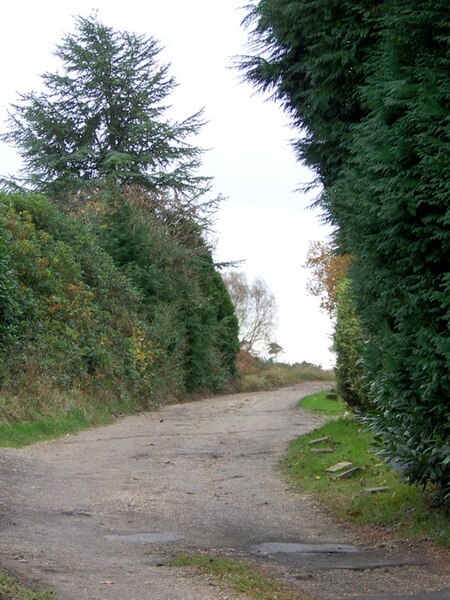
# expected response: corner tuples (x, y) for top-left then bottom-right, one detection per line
(333, 279), (370, 411)
(0, 193), (156, 410)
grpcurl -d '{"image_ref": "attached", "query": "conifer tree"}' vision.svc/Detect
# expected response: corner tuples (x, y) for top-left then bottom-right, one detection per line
(3, 15), (209, 200)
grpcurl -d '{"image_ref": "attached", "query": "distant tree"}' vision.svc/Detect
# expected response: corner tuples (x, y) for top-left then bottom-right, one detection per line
(268, 342), (283, 361)
(305, 241), (367, 409)
(222, 271), (277, 355)
(2, 14), (209, 203)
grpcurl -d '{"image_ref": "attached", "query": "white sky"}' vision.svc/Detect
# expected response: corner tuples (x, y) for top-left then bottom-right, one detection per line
(0, 1), (334, 368)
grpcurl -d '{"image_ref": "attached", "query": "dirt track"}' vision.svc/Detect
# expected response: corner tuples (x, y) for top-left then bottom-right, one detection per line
(0, 382), (448, 599)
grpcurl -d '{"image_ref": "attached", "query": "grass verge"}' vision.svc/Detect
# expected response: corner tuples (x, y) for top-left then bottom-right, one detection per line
(299, 390), (345, 416)
(0, 570), (55, 599)
(170, 554), (303, 600)
(0, 387), (144, 447)
(281, 416), (450, 547)
(0, 409), (109, 448)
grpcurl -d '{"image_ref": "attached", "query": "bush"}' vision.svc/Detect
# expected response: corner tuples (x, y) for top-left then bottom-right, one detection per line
(95, 193), (239, 393)
(0, 193), (157, 412)
(333, 279), (370, 411)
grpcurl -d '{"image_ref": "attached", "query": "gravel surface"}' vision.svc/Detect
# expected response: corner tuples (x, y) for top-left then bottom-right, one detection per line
(0, 382), (448, 599)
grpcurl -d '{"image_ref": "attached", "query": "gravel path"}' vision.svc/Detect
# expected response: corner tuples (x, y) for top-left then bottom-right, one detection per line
(0, 382), (448, 599)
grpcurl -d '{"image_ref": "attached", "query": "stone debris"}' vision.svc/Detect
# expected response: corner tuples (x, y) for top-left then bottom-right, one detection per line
(309, 436), (331, 446)
(363, 486), (391, 494)
(326, 461), (353, 473)
(311, 447), (334, 453)
(333, 466), (362, 479)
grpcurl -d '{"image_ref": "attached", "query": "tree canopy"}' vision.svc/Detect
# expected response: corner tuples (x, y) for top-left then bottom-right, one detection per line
(3, 14), (209, 200)
(222, 271), (278, 356)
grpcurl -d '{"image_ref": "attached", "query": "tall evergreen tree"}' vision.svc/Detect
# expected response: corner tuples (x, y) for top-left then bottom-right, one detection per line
(2, 15), (209, 200)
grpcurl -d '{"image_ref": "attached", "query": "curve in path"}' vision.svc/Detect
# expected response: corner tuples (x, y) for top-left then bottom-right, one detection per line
(0, 382), (448, 600)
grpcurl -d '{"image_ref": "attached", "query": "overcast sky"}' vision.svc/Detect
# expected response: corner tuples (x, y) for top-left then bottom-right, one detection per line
(0, 0), (334, 367)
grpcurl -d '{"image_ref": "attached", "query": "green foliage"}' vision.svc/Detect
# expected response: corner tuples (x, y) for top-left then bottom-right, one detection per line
(3, 14), (208, 199)
(242, 0), (450, 498)
(88, 192), (239, 393)
(0, 192), (158, 410)
(338, 0), (450, 500)
(0, 191), (240, 421)
(333, 280), (369, 411)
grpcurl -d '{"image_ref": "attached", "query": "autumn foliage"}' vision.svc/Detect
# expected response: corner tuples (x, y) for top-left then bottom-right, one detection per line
(305, 242), (351, 315)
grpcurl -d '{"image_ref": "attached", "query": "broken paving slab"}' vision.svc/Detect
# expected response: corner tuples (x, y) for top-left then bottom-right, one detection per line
(363, 486), (391, 493)
(326, 461), (353, 473)
(104, 532), (182, 543)
(308, 436), (331, 446)
(333, 466), (362, 479)
(348, 590), (449, 600)
(251, 542), (359, 555)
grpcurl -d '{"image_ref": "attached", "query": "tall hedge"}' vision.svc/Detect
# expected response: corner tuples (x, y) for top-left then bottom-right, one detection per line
(0, 192), (240, 415)
(0, 192), (156, 405)
(343, 0), (450, 498)
(93, 194), (240, 392)
(243, 0), (450, 499)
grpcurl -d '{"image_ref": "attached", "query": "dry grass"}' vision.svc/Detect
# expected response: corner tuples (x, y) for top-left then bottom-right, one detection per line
(235, 359), (334, 393)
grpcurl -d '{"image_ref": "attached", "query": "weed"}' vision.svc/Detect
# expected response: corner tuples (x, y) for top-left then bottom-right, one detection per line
(0, 570), (56, 599)
(170, 554), (305, 599)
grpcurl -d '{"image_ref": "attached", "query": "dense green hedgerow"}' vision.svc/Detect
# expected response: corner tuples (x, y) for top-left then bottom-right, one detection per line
(0, 192), (157, 414)
(92, 193), (240, 393)
(242, 0), (450, 499)
(0, 192), (240, 423)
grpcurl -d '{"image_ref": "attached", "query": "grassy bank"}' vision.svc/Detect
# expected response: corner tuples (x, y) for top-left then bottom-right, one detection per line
(0, 385), (144, 448)
(0, 361), (334, 448)
(299, 390), (345, 416)
(282, 393), (450, 547)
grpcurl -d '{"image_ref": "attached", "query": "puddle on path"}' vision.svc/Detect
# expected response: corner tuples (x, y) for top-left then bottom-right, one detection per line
(251, 542), (359, 554)
(105, 532), (182, 543)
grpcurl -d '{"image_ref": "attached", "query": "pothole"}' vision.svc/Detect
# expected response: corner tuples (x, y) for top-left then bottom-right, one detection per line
(104, 532), (182, 543)
(251, 542), (359, 554)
